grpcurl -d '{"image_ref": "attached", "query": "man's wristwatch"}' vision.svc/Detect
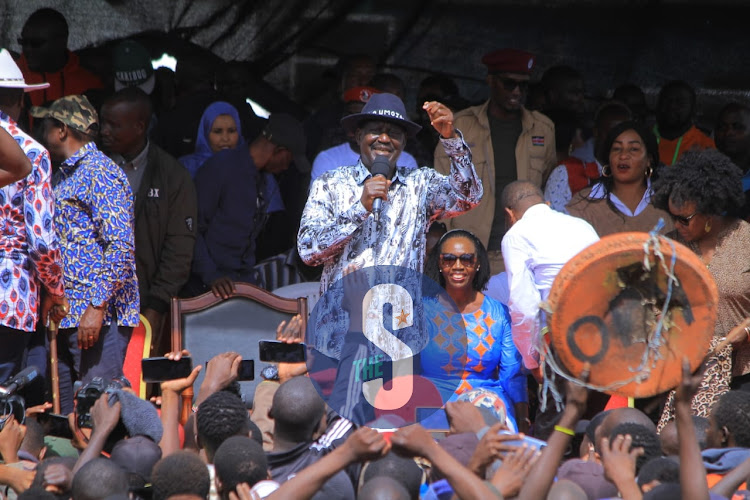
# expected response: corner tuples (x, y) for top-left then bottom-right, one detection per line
(261, 365), (279, 381)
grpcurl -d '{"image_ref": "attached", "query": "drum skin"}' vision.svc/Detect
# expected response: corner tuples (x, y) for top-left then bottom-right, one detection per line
(546, 232), (718, 398)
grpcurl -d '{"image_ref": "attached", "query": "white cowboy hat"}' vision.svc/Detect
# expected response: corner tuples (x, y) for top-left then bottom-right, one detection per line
(0, 48), (49, 91)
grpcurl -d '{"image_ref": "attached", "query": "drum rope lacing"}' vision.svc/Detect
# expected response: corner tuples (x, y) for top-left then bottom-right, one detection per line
(538, 219), (679, 411)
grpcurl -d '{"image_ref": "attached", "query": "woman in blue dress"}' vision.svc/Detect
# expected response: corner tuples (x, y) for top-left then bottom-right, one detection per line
(422, 229), (528, 431)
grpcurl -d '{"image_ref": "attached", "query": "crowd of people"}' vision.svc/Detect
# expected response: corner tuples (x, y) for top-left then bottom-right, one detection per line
(0, 5), (748, 500)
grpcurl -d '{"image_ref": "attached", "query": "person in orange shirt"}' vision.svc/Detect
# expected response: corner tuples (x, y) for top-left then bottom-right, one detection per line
(15, 8), (103, 108)
(653, 80), (714, 165)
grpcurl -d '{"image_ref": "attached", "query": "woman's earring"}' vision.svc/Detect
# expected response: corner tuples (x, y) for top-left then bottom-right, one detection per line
(602, 165), (612, 177)
(645, 165), (653, 178)
(705, 219), (712, 233)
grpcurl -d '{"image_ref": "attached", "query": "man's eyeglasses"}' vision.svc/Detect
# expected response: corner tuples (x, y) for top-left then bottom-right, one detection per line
(670, 211), (698, 226)
(439, 253), (476, 266)
(497, 77), (529, 93)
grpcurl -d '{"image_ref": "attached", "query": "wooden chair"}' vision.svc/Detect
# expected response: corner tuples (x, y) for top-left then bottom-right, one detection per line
(272, 281), (321, 316)
(122, 314), (153, 399)
(171, 282), (307, 423)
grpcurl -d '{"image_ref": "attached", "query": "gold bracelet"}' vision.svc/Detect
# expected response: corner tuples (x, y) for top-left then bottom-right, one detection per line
(554, 425), (575, 436)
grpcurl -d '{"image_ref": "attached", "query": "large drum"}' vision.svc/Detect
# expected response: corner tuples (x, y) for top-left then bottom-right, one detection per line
(546, 232), (718, 397)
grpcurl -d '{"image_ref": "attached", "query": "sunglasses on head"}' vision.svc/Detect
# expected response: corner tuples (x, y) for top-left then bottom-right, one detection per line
(497, 77), (529, 92)
(670, 211), (698, 226)
(439, 253), (476, 266)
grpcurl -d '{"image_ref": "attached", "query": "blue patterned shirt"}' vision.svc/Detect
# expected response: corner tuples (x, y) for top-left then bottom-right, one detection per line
(53, 142), (139, 328)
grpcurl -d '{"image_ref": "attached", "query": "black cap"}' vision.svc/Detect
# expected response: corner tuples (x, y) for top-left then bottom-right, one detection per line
(264, 113), (311, 172)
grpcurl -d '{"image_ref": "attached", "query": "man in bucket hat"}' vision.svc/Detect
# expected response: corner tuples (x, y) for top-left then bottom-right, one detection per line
(299, 92), (482, 289)
(297, 93), (482, 424)
(32, 94), (139, 414)
(0, 47), (67, 384)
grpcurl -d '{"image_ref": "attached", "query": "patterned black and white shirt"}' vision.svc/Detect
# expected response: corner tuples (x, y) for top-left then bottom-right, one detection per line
(298, 132), (482, 294)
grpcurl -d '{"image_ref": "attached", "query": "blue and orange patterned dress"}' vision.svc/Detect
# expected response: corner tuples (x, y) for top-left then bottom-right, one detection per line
(421, 294), (527, 423)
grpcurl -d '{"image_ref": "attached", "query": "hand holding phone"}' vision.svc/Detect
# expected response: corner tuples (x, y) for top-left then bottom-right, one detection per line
(141, 356), (193, 383)
(499, 430), (547, 451)
(259, 340), (306, 363)
(205, 359), (255, 381)
(237, 360), (255, 380)
(36, 412), (74, 440)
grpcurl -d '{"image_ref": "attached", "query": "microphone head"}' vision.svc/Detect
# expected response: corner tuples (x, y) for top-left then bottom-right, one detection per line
(10, 366), (38, 385)
(371, 156), (392, 178)
(0, 366), (39, 394)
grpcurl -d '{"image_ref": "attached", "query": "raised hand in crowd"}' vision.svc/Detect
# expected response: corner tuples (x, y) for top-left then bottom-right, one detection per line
(158, 349), (202, 456)
(180, 350), (242, 452)
(491, 444), (541, 498)
(446, 400), (486, 434)
(0, 416), (26, 464)
(391, 423), (500, 500)
(263, 427), (389, 500)
(467, 422), (524, 477)
(25, 402), (53, 418)
(517, 363), (590, 500)
(276, 314), (308, 383)
(601, 434), (644, 500)
(72, 394), (121, 476)
(674, 357), (711, 500)
(160, 349), (203, 395)
(195, 351), (242, 406)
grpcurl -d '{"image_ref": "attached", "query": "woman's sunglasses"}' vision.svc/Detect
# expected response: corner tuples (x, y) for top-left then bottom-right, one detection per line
(439, 253), (476, 266)
(670, 211), (698, 226)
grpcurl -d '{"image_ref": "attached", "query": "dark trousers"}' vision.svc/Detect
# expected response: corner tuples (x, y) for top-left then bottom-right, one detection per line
(0, 326), (32, 384)
(56, 316), (133, 414)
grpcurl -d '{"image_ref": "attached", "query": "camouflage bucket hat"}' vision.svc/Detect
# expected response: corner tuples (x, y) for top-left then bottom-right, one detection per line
(30, 95), (99, 134)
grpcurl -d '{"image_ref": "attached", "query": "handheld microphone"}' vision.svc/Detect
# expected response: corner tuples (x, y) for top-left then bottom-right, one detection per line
(0, 366), (40, 395)
(370, 156), (391, 223)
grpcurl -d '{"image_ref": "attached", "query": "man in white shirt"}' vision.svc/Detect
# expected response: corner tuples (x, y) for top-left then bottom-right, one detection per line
(500, 180), (599, 377)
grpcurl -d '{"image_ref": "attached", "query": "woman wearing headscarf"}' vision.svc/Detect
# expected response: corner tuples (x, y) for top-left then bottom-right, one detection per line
(179, 101), (244, 178)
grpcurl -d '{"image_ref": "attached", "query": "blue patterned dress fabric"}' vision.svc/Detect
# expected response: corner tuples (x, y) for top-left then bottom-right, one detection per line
(52, 142), (139, 328)
(421, 295), (527, 422)
(0, 112), (64, 331)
